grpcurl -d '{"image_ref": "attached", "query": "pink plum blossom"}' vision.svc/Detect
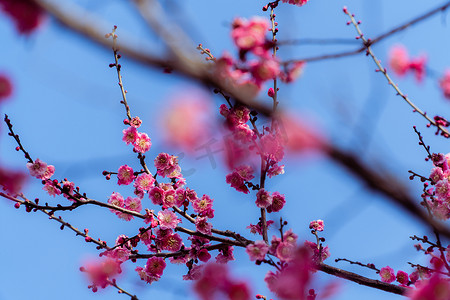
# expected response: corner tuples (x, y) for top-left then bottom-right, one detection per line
(38, 165), (55, 180)
(129, 116), (142, 128)
(145, 256), (166, 277)
(389, 45), (410, 76)
(235, 165), (254, 181)
(134, 132), (151, 153)
(0, 167), (26, 196)
(161, 233), (183, 252)
(247, 220), (274, 235)
(174, 188), (186, 207)
(266, 246), (313, 299)
(407, 273), (450, 300)
(162, 189), (177, 207)
(158, 209), (181, 230)
(192, 194), (214, 218)
(117, 165), (135, 185)
(379, 266), (396, 283)
(267, 163), (285, 178)
(430, 167), (444, 184)
(255, 188), (273, 208)
(226, 171), (249, 194)
(195, 216), (212, 235)
(396, 270), (409, 285)
(216, 246), (235, 264)
(81, 258), (122, 292)
(276, 241), (296, 262)
(61, 180), (75, 200)
(108, 192), (124, 214)
(267, 191), (286, 213)
(260, 134), (284, 163)
(124, 196), (142, 213)
(435, 179), (450, 201)
(43, 181), (61, 197)
(281, 0), (310, 7)
(309, 219), (324, 232)
(197, 248), (212, 263)
(154, 152), (173, 170)
(388, 44), (426, 82)
(160, 90), (213, 152)
(280, 61), (306, 83)
(283, 229), (298, 245)
(246, 240), (269, 261)
(122, 126), (137, 145)
(250, 58), (280, 86)
(135, 266), (160, 284)
(134, 173), (155, 192)
(183, 264), (204, 281)
(231, 17), (269, 52)
(304, 240), (330, 263)
(149, 186), (165, 205)
(26, 158), (47, 178)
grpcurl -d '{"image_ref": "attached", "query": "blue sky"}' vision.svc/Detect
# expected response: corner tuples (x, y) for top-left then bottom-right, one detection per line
(1, 1), (450, 299)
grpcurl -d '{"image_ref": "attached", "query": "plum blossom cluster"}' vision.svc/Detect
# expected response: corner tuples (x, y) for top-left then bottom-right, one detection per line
(425, 153), (450, 219)
(376, 243), (450, 299)
(245, 221), (331, 300)
(221, 103), (287, 216)
(247, 229), (300, 263)
(379, 266), (413, 286)
(265, 246), (315, 299)
(309, 219), (324, 232)
(26, 158), (55, 180)
(107, 192), (142, 221)
(105, 134), (228, 284)
(193, 263), (251, 300)
(281, 0), (310, 7)
(389, 45), (450, 101)
(122, 118), (151, 153)
(389, 44), (426, 83)
(26, 159), (72, 199)
(407, 272), (450, 300)
(214, 16), (305, 92)
(135, 256), (166, 284)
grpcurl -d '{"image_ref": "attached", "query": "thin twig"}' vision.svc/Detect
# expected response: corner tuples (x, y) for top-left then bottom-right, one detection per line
(344, 7), (450, 137)
(286, 1), (450, 64)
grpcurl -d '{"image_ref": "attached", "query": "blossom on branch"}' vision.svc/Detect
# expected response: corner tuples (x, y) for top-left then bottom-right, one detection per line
(281, 0), (310, 7)
(117, 165), (135, 185)
(379, 266), (396, 283)
(246, 240), (269, 261)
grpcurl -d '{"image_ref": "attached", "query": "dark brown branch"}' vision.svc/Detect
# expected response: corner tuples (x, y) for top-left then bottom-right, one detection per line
(175, 226), (248, 247)
(277, 38), (359, 46)
(326, 146), (450, 239)
(129, 243), (231, 259)
(318, 263), (407, 295)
